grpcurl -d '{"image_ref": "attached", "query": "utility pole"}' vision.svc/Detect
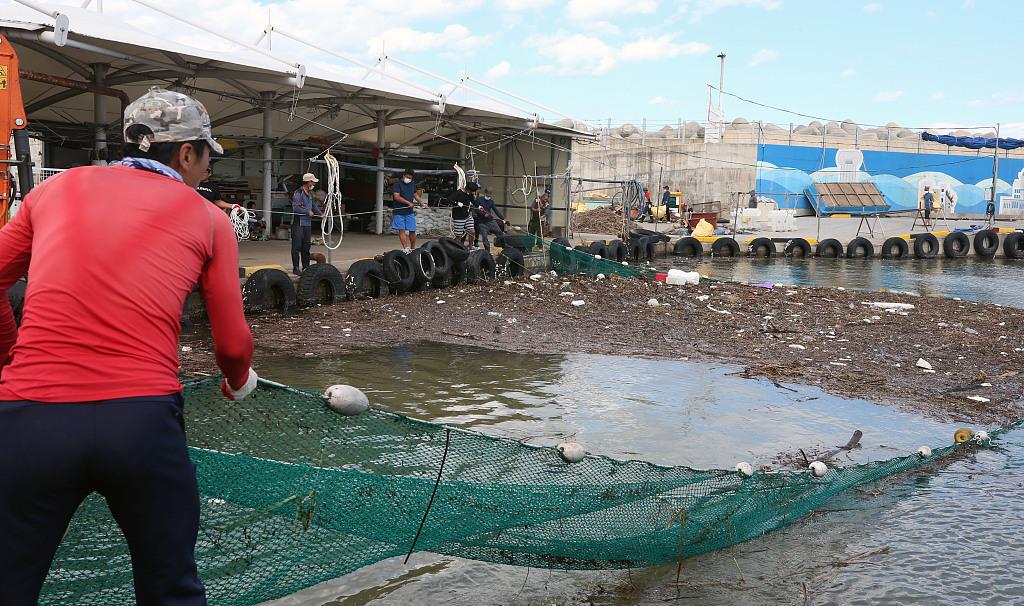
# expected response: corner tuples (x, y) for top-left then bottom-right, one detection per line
(717, 52), (726, 112)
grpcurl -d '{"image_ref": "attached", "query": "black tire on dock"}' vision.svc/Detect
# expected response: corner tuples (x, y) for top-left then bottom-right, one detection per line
(816, 238), (843, 258)
(381, 250), (416, 293)
(242, 268), (296, 313)
(846, 237), (874, 259)
(673, 237), (703, 257)
(408, 248), (436, 288)
(296, 263), (345, 306)
(747, 237), (776, 258)
(711, 237), (740, 257)
(629, 239), (645, 262)
(973, 229), (999, 258)
(552, 237), (572, 249)
(588, 240), (608, 258)
(438, 237), (470, 263)
(497, 246), (526, 278)
(1004, 232), (1024, 259)
(345, 260), (390, 300)
(431, 267), (452, 289)
(942, 232), (971, 258)
(913, 233), (939, 259)
(466, 249), (496, 283)
(634, 228), (671, 243)
(422, 241), (451, 276)
(450, 261), (468, 286)
(643, 237), (658, 261)
(606, 239), (627, 262)
(880, 237), (909, 259)
(784, 238), (812, 258)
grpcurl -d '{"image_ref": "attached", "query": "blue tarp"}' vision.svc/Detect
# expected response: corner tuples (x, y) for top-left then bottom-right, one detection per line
(921, 132), (1024, 151)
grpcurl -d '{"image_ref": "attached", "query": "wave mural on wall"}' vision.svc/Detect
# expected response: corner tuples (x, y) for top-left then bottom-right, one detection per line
(755, 144), (1022, 214)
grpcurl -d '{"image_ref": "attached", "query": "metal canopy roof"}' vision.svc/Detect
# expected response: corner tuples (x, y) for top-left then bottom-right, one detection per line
(0, 3), (591, 152)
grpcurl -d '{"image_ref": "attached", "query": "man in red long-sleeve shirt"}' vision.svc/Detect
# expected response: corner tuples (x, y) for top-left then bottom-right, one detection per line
(0, 87), (256, 606)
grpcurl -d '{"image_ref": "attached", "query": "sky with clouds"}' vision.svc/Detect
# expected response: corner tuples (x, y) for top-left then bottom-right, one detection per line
(20, 0), (1024, 134)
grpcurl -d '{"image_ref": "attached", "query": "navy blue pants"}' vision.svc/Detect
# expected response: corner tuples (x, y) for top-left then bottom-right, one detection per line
(291, 223), (312, 271)
(0, 395), (207, 605)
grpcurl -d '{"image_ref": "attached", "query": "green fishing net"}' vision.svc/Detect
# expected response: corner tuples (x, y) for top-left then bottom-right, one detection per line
(41, 378), (1017, 605)
(528, 235), (647, 279)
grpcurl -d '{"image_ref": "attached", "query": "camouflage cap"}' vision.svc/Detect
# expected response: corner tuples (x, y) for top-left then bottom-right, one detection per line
(123, 86), (223, 155)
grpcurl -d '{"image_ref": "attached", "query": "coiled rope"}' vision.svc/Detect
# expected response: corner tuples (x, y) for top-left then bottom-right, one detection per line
(229, 205), (254, 241)
(321, 152), (344, 250)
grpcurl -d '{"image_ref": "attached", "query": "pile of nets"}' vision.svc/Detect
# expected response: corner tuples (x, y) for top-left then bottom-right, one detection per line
(570, 206), (624, 237)
(42, 378), (1018, 605)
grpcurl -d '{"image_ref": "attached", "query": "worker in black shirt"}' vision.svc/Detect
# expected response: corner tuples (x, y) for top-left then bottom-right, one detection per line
(196, 165), (234, 212)
(450, 182), (479, 247)
(475, 188), (507, 252)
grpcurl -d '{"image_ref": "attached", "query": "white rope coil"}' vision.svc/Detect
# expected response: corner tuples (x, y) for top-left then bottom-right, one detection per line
(229, 205), (254, 241)
(454, 163), (467, 190)
(321, 152), (344, 250)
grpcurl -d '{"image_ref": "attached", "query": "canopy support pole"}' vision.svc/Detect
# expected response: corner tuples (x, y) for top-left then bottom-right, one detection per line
(375, 110), (385, 235)
(261, 91), (273, 232)
(91, 62), (107, 165)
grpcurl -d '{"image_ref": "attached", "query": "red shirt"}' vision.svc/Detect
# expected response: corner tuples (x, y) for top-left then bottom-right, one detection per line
(0, 165), (253, 402)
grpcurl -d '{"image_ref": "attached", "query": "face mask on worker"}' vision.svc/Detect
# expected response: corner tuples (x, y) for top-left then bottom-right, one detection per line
(402, 177), (412, 184)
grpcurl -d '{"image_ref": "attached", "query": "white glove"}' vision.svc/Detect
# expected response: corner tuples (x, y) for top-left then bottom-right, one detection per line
(222, 367), (258, 401)
(457, 202), (464, 207)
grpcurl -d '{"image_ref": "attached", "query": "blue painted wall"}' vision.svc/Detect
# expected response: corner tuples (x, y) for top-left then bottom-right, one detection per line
(755, 143), (1024, 214)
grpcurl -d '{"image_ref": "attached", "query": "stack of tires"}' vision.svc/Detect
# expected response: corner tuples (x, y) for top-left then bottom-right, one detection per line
(238, 237), (515, 314)
(628, 229), (663, 262)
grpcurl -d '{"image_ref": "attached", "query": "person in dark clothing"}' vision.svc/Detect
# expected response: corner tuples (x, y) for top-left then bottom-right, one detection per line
(391, 168), (424, 252)
(450, 182), (479, 247)
(661, 186), (674, 222)
(291, 173), (322, 275)
(922, 186), (935, 229)
(196, 166), (233, 212)
(529, 188), (550, 237)
(475, 188), (507, 251)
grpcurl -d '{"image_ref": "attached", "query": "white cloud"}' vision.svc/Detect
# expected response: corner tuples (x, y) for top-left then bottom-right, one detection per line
(529, 32), (708, 76)
(680, 0), (783, 22)
(750, 48), (779, 66)
(649, 95), (672, 106)
(484, 60), (511, 80)
(963, 0), (976, 7)
(998, 122), (1024, 138)
(930, 92), (945, 101)
(565, 0), (658, 20)
(579, 20), (622, 36)
(620, 35), (710, 61)
(680, 41), (714, 55)
(863, 2), (882, 12)
(496, 0), (555, 9)
(873, 90), (905, 102)
(531, 34), (618, 75)
(967, 92), (1024, 108)
(840, 68), (857, 77)
(367, 24), (485, 56)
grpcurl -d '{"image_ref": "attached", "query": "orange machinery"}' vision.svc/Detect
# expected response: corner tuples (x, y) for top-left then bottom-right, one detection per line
(0, 33), (33, 228)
